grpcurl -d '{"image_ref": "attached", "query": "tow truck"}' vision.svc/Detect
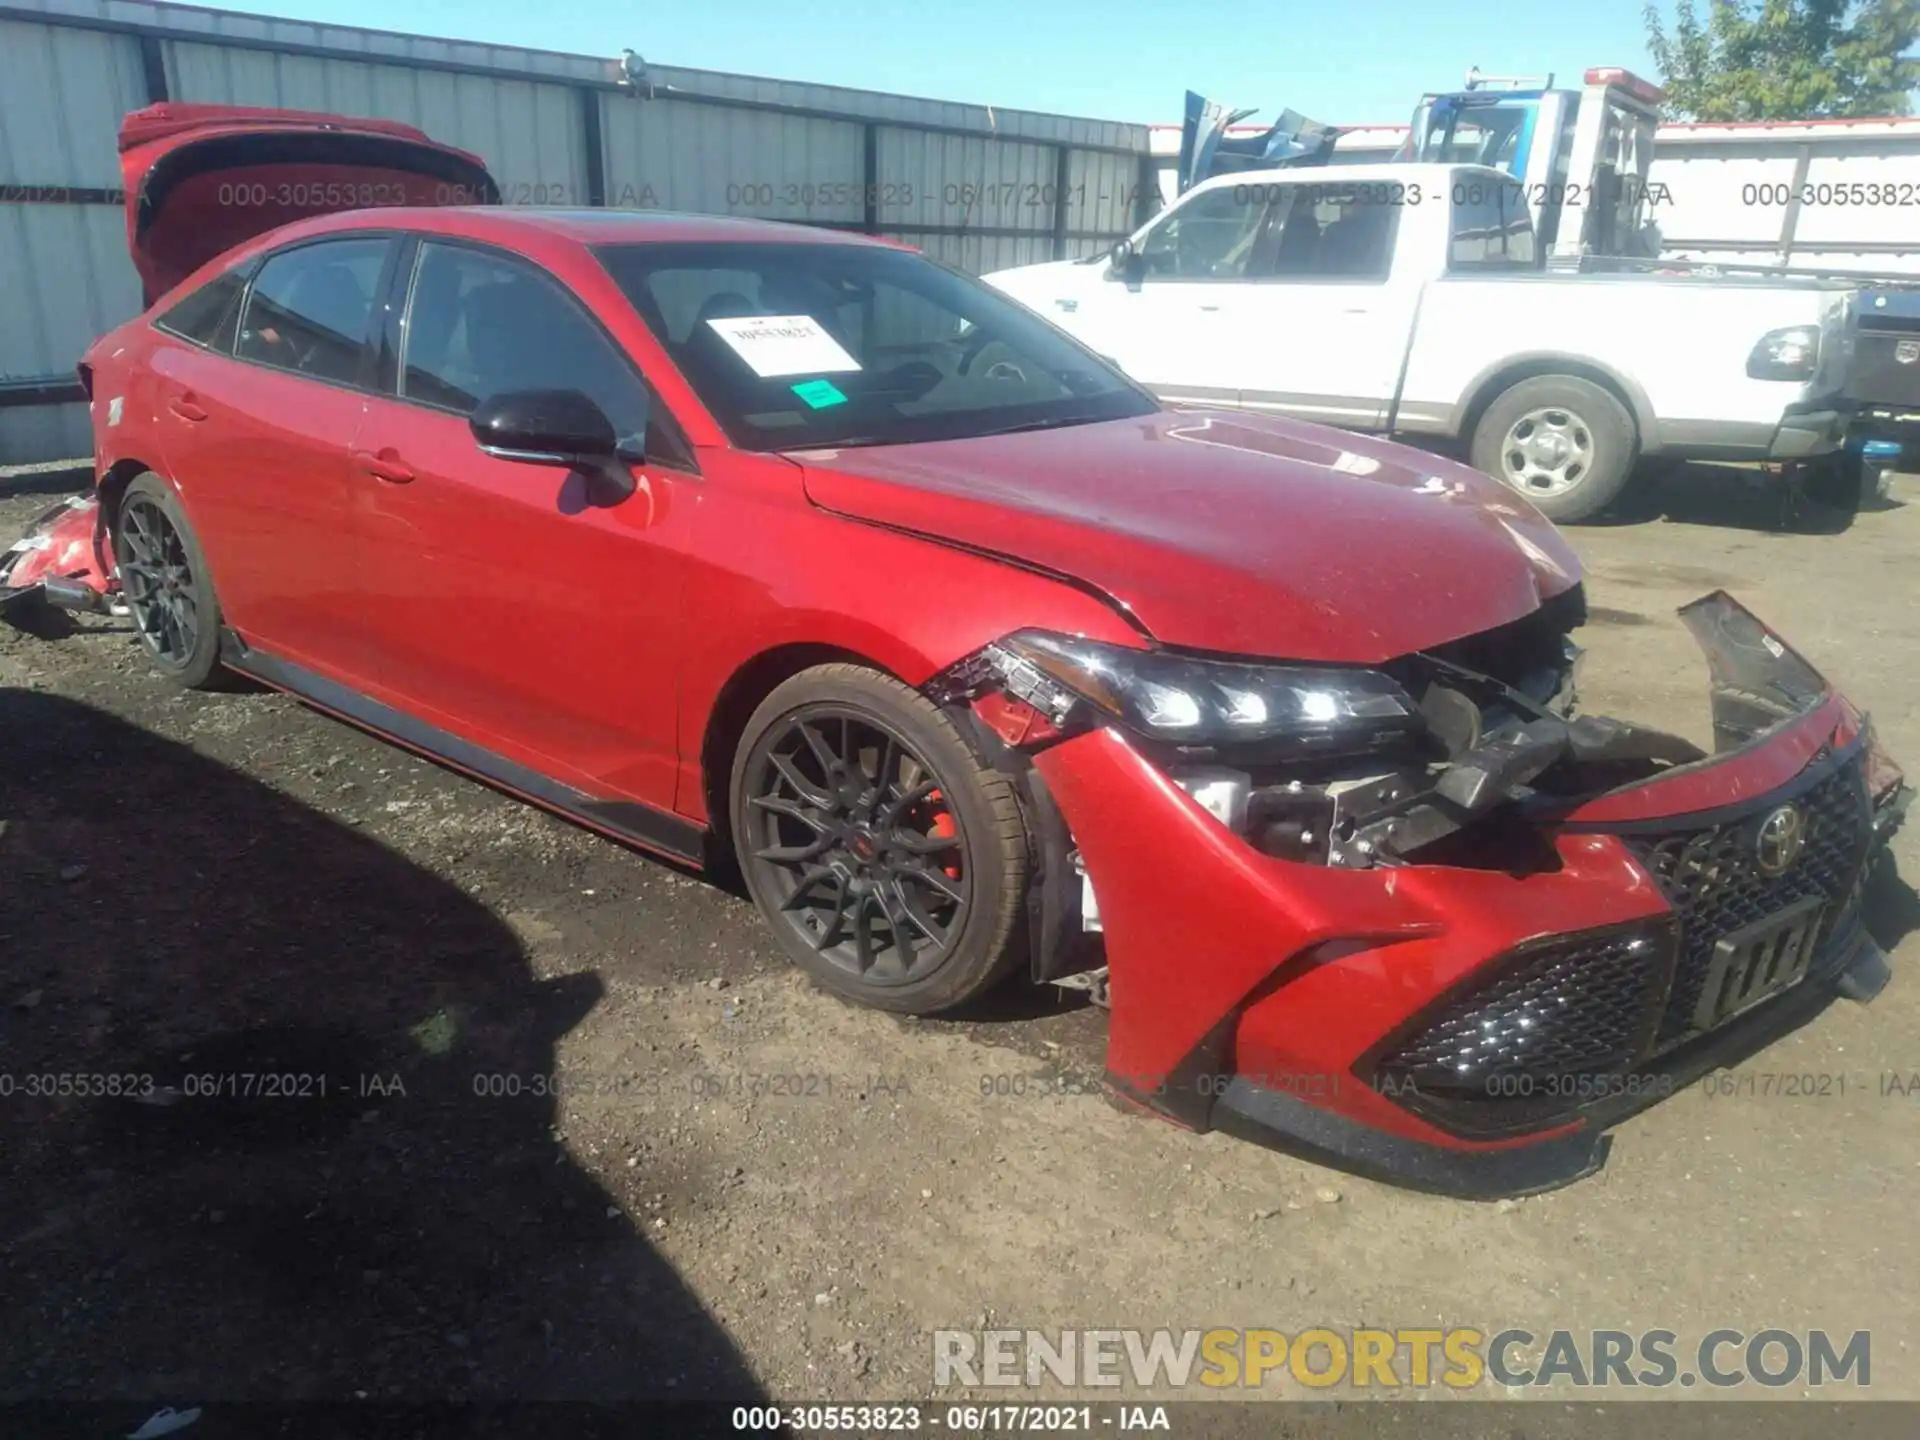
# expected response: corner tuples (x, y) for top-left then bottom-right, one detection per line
(1178, 67), (1664, 269)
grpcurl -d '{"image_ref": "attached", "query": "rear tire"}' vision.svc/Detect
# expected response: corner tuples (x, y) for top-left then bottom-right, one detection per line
(1470, 375), (1638, 523)
(114, 472), (228, 690)
(730, 664), (1029, 1015)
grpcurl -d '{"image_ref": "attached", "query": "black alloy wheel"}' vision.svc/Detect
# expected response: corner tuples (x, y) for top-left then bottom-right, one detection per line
(742, 705), (970, 983)
(729, 664), (1030, 1015)
(119, 492), (200, 668)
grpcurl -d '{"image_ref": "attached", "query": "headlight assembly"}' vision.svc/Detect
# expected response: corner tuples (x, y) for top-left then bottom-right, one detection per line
(933, 630), (1424, 751)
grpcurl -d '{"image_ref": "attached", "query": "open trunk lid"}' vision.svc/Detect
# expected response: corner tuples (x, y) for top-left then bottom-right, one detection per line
(120, 102), (499, 304)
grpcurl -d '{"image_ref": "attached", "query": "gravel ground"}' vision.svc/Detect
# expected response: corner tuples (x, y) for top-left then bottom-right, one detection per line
(2, 459), (1917, 1417)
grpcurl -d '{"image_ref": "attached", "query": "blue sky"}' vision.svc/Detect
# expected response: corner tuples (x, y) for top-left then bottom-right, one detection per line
(220, 0), (1665, 126)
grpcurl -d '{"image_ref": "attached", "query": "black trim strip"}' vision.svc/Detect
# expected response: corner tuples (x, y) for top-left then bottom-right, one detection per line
(1211, 1077), (1610, 1200)
(579, 88), (607, 208)
(138, 31), (169, 103)
(1050, 146), (1072, 261)
(0, 378), (87, 408)
(0, 184), (124, 205)
(220, 632), (705, 866)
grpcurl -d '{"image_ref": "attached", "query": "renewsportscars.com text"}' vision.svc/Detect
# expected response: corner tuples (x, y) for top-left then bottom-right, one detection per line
(932, 1327), (1871, 1390)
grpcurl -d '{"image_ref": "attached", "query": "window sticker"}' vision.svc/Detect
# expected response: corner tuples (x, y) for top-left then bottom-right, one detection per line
(705, 314), (861, 378)
(790, 378), (849, 409)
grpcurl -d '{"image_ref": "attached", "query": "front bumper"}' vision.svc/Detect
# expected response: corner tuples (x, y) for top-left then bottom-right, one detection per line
(1025, 599), (1906, 1199)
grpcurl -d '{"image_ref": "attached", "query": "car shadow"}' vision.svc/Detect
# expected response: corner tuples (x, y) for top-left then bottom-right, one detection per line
(0, 690), (769, 1424)
(1864, 849), (1920, 955)
(1603, 460), (1900, 534)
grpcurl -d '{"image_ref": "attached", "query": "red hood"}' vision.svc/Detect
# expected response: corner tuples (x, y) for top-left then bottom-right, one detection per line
(119, 102), (497, 304)
(797, 410), (1584, 664)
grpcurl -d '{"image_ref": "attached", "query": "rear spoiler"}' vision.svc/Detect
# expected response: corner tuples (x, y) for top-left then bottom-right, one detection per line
(1176, 90), (1343, 195)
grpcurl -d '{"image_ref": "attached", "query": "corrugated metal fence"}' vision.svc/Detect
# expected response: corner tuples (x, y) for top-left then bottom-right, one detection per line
(0, 0), (1155, 463)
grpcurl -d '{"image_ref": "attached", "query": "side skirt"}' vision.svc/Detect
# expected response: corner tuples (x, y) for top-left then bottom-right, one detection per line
(220, 630), (706, 868)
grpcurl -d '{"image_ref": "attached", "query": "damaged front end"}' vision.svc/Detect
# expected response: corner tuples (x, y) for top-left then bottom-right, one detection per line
(0, 494), (118, 621)
(925, 587), (1909, 1196)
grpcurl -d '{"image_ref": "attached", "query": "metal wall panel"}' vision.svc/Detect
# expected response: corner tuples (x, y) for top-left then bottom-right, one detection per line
(164, 41), (591, 205)
(598, 94), (866, 221)
(896, 231), (1059, 276)
(0, 401), (91, 461)
(1791, 144), (1920, 249)
(877, 130), (1057, 235)
(0, 18), (149, 187)
(1648, 148), (1801, 250)
(0, 203), (142, 389)
(0, 0), (1151, 462)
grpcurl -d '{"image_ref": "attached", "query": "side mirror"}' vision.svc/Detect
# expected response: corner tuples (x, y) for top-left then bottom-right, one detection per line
(1107, 239), (1144, 284)
(470, 388), (625, 465)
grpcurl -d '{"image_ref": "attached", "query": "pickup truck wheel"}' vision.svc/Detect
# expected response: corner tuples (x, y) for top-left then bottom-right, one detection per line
(1470, 376), (1637, 523)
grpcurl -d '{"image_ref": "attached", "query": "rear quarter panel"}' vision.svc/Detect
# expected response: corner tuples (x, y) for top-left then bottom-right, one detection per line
(1401, 276), (1846, 443)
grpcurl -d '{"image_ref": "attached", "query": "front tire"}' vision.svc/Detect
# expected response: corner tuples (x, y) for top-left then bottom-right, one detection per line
(114, 472), (228, 690)
(1470, 375), (1638, 523)
(730, 664), (1030, 1015)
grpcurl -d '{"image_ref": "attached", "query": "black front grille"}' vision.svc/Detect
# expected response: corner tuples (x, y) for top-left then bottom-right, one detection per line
(1370, 921), (1677, 1134)
(1622, 754), (1873, 1046)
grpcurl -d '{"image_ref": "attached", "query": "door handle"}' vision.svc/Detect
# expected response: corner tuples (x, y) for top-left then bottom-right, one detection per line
(351, 449), (416, 484)
(166, 394), (208, 422)
(1340, 307), (1373, 315)
(1198, 304), (1222, 312)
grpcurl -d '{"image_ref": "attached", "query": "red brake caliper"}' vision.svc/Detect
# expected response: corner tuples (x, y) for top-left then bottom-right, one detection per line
(926, 789), (961, 880)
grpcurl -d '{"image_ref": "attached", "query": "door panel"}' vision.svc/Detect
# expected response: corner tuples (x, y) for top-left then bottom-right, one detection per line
(149, 234), (391, 681)
(353, 239), (693, 811)
(1225, 185), (1422, 430)
(1075, 184), (1280, 402)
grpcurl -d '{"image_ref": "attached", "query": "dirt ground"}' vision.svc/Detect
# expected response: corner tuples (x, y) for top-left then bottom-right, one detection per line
(3, 458), (1918, 1421)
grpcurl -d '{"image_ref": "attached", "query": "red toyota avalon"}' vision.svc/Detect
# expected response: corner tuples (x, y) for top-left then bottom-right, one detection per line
(21, 104), (1910, 1196)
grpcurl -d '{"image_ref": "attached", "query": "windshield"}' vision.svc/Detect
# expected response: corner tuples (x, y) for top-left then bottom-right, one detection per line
(594, 241), (1156, 451)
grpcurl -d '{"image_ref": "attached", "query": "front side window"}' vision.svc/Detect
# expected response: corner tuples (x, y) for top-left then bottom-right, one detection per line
(1448, 178), (1537, 271)
(154, 266), (250, 353)
(1138, 186), (1274, 280)
(400, 241), (656, 453)
(595, 241), (1155, 453)
(235, 237), (388, 385)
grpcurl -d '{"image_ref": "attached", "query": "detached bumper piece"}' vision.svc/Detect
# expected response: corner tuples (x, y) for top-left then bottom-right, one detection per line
(0, 493), (113, 618)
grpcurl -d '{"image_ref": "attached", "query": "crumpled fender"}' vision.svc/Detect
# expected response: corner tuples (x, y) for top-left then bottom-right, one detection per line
(0, 494), (113, 616)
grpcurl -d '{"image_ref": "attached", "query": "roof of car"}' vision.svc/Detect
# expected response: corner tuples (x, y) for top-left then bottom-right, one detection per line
(303, 205), (903, 248)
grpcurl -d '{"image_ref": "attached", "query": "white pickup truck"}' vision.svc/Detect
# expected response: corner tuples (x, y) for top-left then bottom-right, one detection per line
(984, 162), (1858, 521)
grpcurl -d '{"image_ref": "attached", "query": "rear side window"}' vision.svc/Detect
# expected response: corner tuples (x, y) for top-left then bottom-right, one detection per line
(154, 268), (249, 352)
(1264, 185), (1401, 280)
(1448, 178), (1537, 271)
(236, 238), (389, 386)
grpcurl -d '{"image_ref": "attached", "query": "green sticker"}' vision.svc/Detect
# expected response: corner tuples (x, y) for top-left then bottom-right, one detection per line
(791, 378), (848, 409)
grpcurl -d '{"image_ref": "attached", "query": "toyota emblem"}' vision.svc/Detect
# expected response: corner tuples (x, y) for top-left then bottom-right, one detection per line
(1897, 340), (1920, 365)
(1755, 804), (1806, 876)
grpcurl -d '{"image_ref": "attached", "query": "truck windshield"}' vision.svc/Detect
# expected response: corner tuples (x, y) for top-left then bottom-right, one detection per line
(594, 240), (1156, 452)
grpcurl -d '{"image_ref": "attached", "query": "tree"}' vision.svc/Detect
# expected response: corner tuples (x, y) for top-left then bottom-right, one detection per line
(1644, 0), (1919, 120)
